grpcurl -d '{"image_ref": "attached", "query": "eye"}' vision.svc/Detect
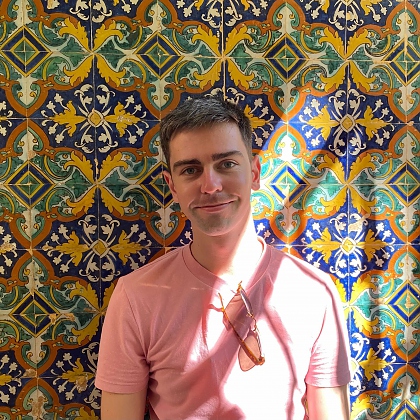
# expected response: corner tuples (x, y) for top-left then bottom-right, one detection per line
(221, 160), (237, 169)
(181, 167), (199, 175)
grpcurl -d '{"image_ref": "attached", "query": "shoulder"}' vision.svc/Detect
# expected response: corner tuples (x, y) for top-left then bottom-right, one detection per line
(117, 246), (188, 289)
(108, 246), (191, 313)
(266, 245), (341, 305)
(268, 246), (334, 286)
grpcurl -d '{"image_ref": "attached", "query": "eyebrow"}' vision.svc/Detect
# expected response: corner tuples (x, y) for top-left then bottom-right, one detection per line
(172, 150), (244, 171)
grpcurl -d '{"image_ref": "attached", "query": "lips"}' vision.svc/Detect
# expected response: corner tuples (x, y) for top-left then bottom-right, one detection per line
(192, 200), (234, 211)
(195, 202), (230, 210)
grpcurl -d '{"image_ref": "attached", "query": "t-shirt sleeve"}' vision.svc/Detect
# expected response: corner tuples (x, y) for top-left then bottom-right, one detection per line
(95, 279), (149, 393)
(305, 278), (351, 387)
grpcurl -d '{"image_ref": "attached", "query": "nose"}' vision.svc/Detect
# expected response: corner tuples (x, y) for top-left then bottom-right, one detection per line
(200, 167), (222, 194)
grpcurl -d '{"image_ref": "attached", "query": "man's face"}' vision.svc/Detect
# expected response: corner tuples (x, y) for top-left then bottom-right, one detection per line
(163, 122), (260, 238)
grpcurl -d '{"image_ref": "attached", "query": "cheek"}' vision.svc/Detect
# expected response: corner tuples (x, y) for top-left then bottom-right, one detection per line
(171, 184), (192, 206)
(235, 172), (252, 188)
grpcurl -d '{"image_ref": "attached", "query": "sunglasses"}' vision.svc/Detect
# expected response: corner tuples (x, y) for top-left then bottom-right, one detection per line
(218, 282), (265, 371)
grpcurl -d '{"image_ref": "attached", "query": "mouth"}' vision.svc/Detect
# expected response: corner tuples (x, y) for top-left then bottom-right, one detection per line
(193, 201), (233, 211)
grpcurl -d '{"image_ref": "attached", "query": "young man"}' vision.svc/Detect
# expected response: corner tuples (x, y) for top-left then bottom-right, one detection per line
(95, 96), (351, 419)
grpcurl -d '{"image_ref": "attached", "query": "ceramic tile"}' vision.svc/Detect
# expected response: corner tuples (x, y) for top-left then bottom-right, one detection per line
(350, 361), (408, 419)
(405, 123), (420, 158)
(407, 316), (420, 363)
(96, 81), (160, 123)
(292, 244), (350, 285)
(100, 247), (166, 288)
(0, 0), (23, 29)
(26, 182), (95, 236)
(351, 63), (408, 124)
(224, 8), (285, 59)
(39, 314), (101, 378)
(156, 3), (223, 105)
(95, 203), (165, 261)
(291, 0), (346, 36)
(14, 376), (101, 419)
(0, 250), (33, 295)
(252, 174), (285, 209)
(346, 123), (407, 178)
(166, 0), (222, 30)
(408, 206), (420, 246)
(352, 0), (405, 30)
(287, 56), (346, 116)
(288, 104), (352, 159)
(348, 181), (407, 238)
(227, 0), (274, 27)
(409, 0), (420, 15)
(405, 126), (420, 244)
(94, 123), (161, 178)
(225, 57), (289, 120)
(252, 202), (291, 247)
(159, 65), (225, 118)
(349, 303), (408, 363)
(25, 18), (92, 58)
(9, 8), (93, 117)
(90, 0), (145, 23)
(225, 85), (285, 133)
(409, 244), (420, 291)
(350, 302), (412, 365)
(0, 378), (36, 419)
(254, 120), (287, 158)
(162, 203), (193, 248)
(346, 26), (405, 71)
(35, 308), (101, 376)
(405, 363), (420, 417)
(0, 314), (40, 372)
(37, 1), (92, 29)
(94, 46), (161, 115)
(346, 99), (402, 166)
(348, 259), (406, 305)
(0, 87), (25, 126)
(30, 82), (97, 155)
(33, 186), (101, 284)
(97, 179), (165, 235)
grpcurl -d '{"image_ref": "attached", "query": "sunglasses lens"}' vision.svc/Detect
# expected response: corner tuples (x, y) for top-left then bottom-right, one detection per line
(238, 331), (263, 371)
(220, 290), (265, 371)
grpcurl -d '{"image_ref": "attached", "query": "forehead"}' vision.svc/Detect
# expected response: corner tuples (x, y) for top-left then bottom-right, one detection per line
(169, 122), (246, 159)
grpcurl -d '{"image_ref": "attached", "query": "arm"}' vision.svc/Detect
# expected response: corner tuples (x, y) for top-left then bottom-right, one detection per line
(306, 384), (350, 420)
(101, 389), (147, 420)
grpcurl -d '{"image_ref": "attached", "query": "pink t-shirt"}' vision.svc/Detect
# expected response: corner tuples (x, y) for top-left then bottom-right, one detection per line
(95, 241), (350, 419)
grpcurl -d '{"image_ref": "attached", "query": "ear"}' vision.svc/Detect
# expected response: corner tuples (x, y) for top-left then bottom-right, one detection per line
(251, 154), (261, 191)
(163, 170), (179, 203)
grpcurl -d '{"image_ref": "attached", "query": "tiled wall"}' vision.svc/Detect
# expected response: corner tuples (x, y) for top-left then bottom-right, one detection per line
(0, 0), (419, 418)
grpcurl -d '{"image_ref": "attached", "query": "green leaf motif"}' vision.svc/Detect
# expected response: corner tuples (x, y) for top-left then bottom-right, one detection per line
(231, 45), (252, 71)
(319, 171), (341, 184)
(97, 41), (126, 66)
(32, 57), (66, 80)
(351, 49), (373, 73)
(27, 21), (62, 46)
(412, 156), (420, 169)
(321, 45), (341, 61)
(61, 39), (89, 67)
(131, 159), (156, 178)
(105, 172), (130, 197)
(374, 188), (404, 211)
(196, 51), (216, 71)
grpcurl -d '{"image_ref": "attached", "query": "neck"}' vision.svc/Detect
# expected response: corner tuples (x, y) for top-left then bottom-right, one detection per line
(190, 218), (263, 286)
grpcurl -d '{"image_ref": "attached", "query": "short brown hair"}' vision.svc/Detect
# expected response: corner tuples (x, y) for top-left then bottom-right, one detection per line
(160, 95), (252, 170)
